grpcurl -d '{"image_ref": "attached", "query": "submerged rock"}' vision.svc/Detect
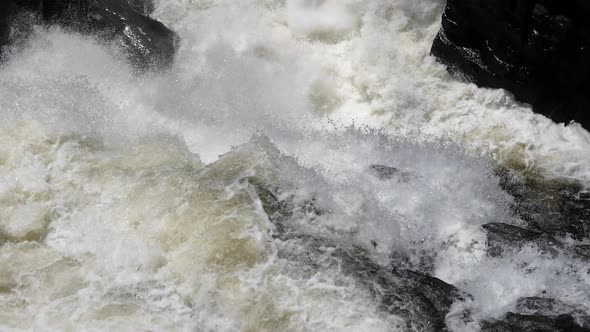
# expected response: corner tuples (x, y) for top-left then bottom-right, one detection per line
(126, 0), (154, 16)
(482, 222), (561, 257)
(0, 0), (177, 71)
(516, 297), (590, 326)
(245, 167), (590, 331)
(369, 164), (413, 182)
(84, 0), (178, 71)
(369, 164), (399, 180)
(496, 169), (590, 240)
(516, 297), (572, 315)
(431, 0), (590, 129)
(0, 0), (15, 55)
(247, 177), (469, 331)
(482, 312), (590, 332)
(393, 269), (467, 318)
(573, 245), (590, 260)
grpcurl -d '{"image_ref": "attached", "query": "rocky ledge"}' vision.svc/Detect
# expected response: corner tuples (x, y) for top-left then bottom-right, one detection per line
(0, 0), (177, 72)
(431, 0), (590, 129)
(249, 171), (590, 331)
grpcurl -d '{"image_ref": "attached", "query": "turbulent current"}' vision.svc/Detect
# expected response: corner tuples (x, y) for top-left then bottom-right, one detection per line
(1, 0), (590, 331)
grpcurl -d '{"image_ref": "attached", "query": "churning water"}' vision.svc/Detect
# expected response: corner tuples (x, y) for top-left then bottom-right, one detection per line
(1, 0), (590, 331)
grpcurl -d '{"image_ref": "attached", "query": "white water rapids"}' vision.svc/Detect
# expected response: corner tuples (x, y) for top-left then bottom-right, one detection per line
(1, 0), (590, 331)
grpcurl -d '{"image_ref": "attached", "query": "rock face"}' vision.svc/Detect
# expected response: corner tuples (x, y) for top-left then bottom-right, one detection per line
(482, 222), (561, 257)
(481, 171), (590, 260)
(431, 0), (590, 129)
(517, 297), (590, 324)
(0, 0), (177, 71)
(248, 176), (468, 332)
(496, 168), (590, 240)
(482, 312), (590, 332)
(0, 1), (15, 51)
(369, 164), (414, 182)
(250, 172), (590, 331)
(126, 0), (155, 16)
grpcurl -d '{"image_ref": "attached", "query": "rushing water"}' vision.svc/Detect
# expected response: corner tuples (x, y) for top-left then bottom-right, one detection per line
(1, 0), (590, 331)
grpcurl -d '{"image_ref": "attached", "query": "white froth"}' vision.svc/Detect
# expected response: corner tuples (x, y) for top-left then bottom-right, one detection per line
(1, 0), (589, 331)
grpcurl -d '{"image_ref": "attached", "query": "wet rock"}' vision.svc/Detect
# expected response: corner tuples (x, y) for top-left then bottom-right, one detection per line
(248, 177), (468, 331)
(369, 164), (400, 180)
(482, 222), (561, 257)
(0, 0), (16, 55)
(496, 169), (590, 240)
(573, 245), (590, 260)
(244, 176), (322, 236)
(369, 164), (413, 182)
(482, 313), (590, 332)
(62, 0), (177, 71)
(431, 0), (590, 129)
(248, 168), (590, 331)
(554, 314), (590, 332)
(517, 297), (570, 315)
(1, 0), (177, 71)
(126, 0), (154, 16)
(483, 222), (544, 243)
(394, 269), (468, 316)
(481, 320), (514, 332)
(516, 297), (590, 328)
(334, 246), (466, 332)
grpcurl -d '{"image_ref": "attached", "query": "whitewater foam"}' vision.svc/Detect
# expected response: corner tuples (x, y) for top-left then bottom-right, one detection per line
(1, 0), (590, 331)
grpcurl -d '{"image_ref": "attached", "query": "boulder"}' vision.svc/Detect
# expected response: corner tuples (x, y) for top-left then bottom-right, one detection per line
(496, 168), (590, 240)
(0, 0), (16, 55)
(431, 0), (590, 129)
(481, 221), (590, 261)
(247, 176), (468, 331)
(482, 222), (561, 257)
(126, 0), (154, 16)
(573, 245), (590, 260)
(85, 0), (178, 71)
(393, 268), (468, 317)
(481, 312), (590, 332)
(0, 0), (177, 71)
(516, 297), (590, 328)
(333, 246), (467, 332)
(369, 164), (414, 182)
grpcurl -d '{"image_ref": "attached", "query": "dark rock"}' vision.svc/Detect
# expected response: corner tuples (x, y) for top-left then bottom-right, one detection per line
(555, 314), (590, 332)
(369, 164), (413, 182)
(503, 313), (559, 331)
(431, 0), (590, 129)
(243, 176), (322, 236)
(246, 173), (590, 331)
(126, 0), (154, 16)
(516, 297), (590, 328)
(482, 313), (590, 332)
(482, 222), (561, 257)
(246, 176), (469, 332)
(394, 269), (467, 316)
(516, 297), (568, 315)
(483, 222), (544, 243)
(1, 0), (177, 71)
(496, 168), (590, 240)
(369, 164), (400, 180)
(0, 0), (16, 55)
(56, 0), (177, 71)
(573, 245), (590, 260)
(481, 320), (514, 332)
(334, 246), (466, 332)
(482, 221), (590, 261)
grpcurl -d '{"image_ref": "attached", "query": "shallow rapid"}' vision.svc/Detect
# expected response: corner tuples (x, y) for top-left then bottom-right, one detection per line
(1, 1), (590, 331)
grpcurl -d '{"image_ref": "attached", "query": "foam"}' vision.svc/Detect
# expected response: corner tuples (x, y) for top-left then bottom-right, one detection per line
(1, 0), (589, 330)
